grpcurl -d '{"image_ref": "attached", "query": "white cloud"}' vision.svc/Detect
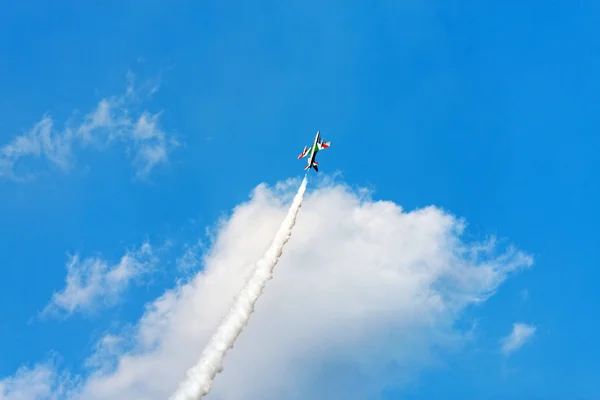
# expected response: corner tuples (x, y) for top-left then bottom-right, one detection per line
(0, 364), (56, 400)
(41, 242), (157, 318)
(0, 72), (178, 181)
(501, 322), (536, 355)
(0, 361), (74, 400)
(84, 334), (128, 374)
(2, 178), (533, 399)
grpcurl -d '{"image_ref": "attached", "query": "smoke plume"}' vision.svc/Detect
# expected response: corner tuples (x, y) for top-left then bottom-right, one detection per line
(170, 176), (308, 400)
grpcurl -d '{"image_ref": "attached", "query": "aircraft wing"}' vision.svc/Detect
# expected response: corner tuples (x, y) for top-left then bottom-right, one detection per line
(297, 146), (311, 159)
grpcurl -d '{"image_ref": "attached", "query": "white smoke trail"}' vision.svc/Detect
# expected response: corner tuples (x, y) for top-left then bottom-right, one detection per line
(170, 175), (308, 400)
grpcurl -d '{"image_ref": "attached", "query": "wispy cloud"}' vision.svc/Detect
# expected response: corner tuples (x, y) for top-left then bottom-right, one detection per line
(501, 322), (536, 355)
(0, 364), (55, 400)
(41, 242), (158, 318)
(0, 71), (178, 181)
(0, 360), (74, 400)
(84, 334), (128, 374)
(175, 238), (209, 274)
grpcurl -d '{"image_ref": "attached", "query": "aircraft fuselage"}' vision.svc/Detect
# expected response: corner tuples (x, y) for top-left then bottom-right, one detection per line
(306, 130), (321, 168)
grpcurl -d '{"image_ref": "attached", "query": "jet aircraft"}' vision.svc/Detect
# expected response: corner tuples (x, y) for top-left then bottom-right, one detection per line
(297, 130), (331, 172)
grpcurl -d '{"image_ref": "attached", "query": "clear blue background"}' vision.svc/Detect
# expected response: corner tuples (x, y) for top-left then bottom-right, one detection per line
(1, 1), (599, 398)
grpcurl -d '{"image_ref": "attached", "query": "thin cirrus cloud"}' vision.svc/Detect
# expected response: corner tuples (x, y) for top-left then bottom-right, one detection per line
(0, 359), (75, 400)
(0, 363), (58, 400)
(40, 242), (158, 319)
(0, 178), (534, 399)
(0, 72), (178, 181)
(500, 322), (537, 356)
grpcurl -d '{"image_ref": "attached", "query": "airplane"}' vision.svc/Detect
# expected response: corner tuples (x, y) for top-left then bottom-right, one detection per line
(297, 130), (331, 172)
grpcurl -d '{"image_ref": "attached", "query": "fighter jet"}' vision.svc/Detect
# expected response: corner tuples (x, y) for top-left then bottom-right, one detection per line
(297, 130), (331, 172)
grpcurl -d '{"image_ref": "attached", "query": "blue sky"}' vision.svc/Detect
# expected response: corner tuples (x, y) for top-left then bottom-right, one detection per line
(1, 1), (599, 399)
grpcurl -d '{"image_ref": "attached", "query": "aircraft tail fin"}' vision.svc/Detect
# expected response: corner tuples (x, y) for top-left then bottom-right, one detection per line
(318, 141), (331, 150)
(303, 161), (318, 172)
